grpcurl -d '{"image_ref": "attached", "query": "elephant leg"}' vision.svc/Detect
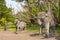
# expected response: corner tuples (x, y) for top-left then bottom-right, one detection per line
(39, 26), (43, 35)
(19, 27), (20, 31)
(50, 21), (55, 37)
(45, 22), (50, 38)
(15, 26), (18, 34)
(4, 25), (7, 31)
(51, 25), (55, 37)
(23, 27), (25, 30)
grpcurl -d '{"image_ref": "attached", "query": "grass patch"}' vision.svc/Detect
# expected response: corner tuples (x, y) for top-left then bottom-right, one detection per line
(26, 24), (39, 30)
(7, 25), (16, 29)
(0, 24), (60, 34)
(0, 24), (39, 30)
(0, 26), (4, 29)
(56, 24), (60, 33)
(0, 25), (16, 29)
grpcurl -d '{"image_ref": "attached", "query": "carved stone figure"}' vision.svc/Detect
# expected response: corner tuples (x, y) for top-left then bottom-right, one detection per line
(14, 18), (26, 34)
(37, 10), (55, 38)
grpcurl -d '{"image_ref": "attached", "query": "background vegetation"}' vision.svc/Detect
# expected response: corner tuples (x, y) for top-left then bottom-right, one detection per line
(0, 0), (60, 33)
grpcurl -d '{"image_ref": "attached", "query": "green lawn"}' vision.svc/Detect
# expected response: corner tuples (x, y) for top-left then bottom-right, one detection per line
(26, 24), (39, 30)
(0, 24), (39, 30)
(0, 25), (16, 29)
(0, 24), (60, 33)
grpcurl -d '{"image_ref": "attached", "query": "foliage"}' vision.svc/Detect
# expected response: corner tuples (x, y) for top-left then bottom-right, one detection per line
(0, 0), (59, 32)
(0, 25), (16, 29)
(56, 24), (60, 33)
(26, 24), (39, 30)
(51, 0), (60, 23)
(0, 0), (14, 24)
(39, 3), (47, 11)
(15, 0), (60, 25)
(31, 4), (38, 15)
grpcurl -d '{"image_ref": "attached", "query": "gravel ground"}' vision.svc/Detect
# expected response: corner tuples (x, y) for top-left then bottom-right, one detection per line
(0, 29), (56, 40)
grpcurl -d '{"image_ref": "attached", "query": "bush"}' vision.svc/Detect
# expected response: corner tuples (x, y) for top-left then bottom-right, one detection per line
(56, 24), (60, 33)
(26, 24), (39, 30)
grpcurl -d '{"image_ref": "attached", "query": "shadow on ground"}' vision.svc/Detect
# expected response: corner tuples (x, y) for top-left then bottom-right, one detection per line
(30, 33), (39, 37)
(30, 32), (60, 40)
(55, 34), (60, 40)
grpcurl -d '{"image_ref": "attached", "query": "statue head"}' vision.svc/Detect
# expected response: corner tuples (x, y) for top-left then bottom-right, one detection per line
(45, 10), (48, 13)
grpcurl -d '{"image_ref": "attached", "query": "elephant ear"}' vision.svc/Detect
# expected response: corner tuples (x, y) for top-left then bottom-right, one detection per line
(37, 12), (45, 19)
(37, 18), (42, 25)
(14, 19), (19, 24)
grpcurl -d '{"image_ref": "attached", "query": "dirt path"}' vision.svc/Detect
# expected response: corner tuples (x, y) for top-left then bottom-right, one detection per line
(0, 29), (56, 40)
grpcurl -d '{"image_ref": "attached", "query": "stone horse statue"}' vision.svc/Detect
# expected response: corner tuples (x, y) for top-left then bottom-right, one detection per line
(37, 10), (55, 38)
(14, 18), (26, 34)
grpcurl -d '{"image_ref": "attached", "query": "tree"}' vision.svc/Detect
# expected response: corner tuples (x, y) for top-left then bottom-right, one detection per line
(51, 0), (60, 23)
(0, 0), (14, 30)
(14, 0), (24, 2)
(13, 0), (60, 24)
